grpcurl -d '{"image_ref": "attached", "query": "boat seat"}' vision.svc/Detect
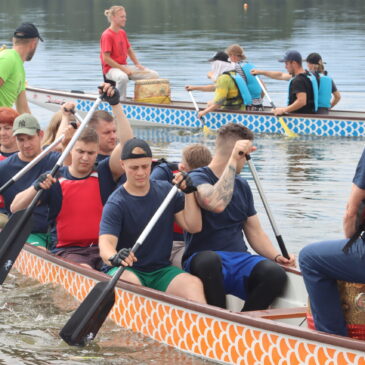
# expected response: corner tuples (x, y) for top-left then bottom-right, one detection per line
(242, 306), (308, 320)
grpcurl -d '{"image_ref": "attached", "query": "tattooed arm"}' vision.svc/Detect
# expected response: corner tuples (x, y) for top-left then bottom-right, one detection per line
(195, 140), (254, 213)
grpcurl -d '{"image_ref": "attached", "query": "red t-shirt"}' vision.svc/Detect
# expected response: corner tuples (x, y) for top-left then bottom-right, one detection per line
(100, 28), (131, 75)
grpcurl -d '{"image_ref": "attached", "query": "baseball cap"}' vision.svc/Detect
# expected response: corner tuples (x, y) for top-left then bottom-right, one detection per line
(305, 52), (325, 65)
(208, 51), (229, 62)
(121, 138), (152, 160)
(13, 113), (41, 136)
(14, 23), (43, 42)
(278, 50), (302, 63)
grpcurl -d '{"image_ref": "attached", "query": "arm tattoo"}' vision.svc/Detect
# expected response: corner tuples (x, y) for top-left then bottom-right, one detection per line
(197, 164), (236, 211)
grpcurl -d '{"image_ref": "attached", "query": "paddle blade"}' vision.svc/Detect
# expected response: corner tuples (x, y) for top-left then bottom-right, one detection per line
(0, 210), (32, 284)
(279, 117), (298, 138)
(59, 280), (116, 346)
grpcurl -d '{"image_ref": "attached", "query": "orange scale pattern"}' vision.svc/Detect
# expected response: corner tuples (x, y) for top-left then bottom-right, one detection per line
(13, 249), (365, 365)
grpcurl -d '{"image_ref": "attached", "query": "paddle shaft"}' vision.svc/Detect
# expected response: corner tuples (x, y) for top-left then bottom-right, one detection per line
(188, 90), (206, 125)
(255, 76), (276, 109)
(0, 97), (102, 284)
(245, 154), (290, 259)
(0, 135), (64, 195)
(61, 184), (180, 345)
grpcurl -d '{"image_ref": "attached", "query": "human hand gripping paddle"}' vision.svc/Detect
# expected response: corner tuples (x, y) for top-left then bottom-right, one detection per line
(187, 90), (211, 134)
(254, 76), (298, 138)
(59, 178), (187, 346)
(238, 150), (290, 260)
(0, 88), (114, 285)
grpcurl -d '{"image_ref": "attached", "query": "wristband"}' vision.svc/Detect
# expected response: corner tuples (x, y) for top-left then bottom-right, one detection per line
(274, 254), (281, 263)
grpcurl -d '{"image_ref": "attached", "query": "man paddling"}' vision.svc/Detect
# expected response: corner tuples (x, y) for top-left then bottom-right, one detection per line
(100, 5), (159, 100)
(0, 106), (75, 246)
(99, 138), (207, 303)
(0, 23), (43, 113)
(251, 50), (316, 115)
(182, 123), (295, 311)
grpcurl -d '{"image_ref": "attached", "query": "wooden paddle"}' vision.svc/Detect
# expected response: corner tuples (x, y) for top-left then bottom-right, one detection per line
(188, 90), (211, 134)
(255, 76), (298, 138)
(244, 153), (290, 259)
(0, 97), (102, 285)
(59, 184), (180, 346)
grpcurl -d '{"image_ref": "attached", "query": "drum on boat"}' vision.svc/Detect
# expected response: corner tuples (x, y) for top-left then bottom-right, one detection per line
(134, 79), (171, 104)
(307, 280), (365, 340)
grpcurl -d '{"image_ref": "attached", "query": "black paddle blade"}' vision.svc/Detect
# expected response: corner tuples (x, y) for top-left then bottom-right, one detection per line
(0, 210), (32, 285)
(59, 280), (116, 346)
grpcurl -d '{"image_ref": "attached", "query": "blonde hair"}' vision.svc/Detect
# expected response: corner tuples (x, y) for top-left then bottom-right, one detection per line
(226, 44), (246, 61)
(104, 6), (125, 23)
(182, 144), (212, 170)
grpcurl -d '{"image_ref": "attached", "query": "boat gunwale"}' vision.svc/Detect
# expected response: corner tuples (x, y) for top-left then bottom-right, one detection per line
(26, 86), (365, 122)
(22, 244), (365, 353)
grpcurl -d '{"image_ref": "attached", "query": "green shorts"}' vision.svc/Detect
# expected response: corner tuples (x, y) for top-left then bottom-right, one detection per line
(107, 265), (185, 292)
(26, 233), (50, 249)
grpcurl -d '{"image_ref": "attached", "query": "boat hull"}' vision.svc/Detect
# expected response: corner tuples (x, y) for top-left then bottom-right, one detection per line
(27, 86), (365, 138)
(13, 245), (365, 364)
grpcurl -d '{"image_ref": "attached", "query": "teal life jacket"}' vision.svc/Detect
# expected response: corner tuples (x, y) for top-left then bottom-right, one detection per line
(317, 74), (332, 108)
(226, 63), (262, 105)
(287, 72), (319, 112)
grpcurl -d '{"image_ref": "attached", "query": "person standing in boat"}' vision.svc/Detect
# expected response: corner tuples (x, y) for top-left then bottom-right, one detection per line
(0, 105), (75, 246)
(0, 23), (43, 114)
(150, 143), (213, 268)
(100, 5), (159, 100)
(98, 138), (207, 304)
(182, 123), (295, 311)
(299, 147), (365, 336)
(252, 51), (341, 115)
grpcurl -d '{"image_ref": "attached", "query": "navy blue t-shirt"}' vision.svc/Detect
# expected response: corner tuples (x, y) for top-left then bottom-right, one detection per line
(150, 163), (175, 183)
(99, 180), (184, 272)
(353, 148), (365, 189)
(183, 166), (256, 263)
(0, 151), (60, 233)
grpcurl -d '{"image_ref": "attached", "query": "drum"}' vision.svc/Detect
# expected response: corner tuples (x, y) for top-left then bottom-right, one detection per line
(134, 79), (171, 104)
(307, 280), (365, 339)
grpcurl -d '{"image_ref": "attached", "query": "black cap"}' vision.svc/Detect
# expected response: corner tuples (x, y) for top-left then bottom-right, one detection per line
(305, 52), (325, 65)
(14, 23), (43, 42)
(121, 138), (152, 160)
(208, 51), (229, 62)
(279, 50), (302, 63)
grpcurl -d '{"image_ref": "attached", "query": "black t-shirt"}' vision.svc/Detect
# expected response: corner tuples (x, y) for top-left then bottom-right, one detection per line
(289, 73), (315, 114)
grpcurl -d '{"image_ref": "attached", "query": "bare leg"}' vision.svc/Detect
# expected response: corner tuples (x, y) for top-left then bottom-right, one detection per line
(166, 273), (206, 304)
(119, 269), (142, 286)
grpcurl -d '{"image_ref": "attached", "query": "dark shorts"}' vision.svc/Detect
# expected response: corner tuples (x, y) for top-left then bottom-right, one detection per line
(55, 245), (103, 270)
(107, 265), (185, 292)
(184, 251), (265, 300)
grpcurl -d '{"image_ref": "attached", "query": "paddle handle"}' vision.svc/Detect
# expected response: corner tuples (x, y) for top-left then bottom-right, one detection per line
(0, 135), (64, 194)
(108, 185), (180, 287)
(245, 154), (290, 259)
(188, 90), (206, 124)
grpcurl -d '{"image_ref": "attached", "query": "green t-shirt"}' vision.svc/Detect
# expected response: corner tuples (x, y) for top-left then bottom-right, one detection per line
(0, 49), (25, 107)
(213, 73), (245, 110)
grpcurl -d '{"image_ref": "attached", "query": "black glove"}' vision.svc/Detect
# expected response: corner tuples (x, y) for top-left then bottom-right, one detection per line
(99, 86), (120, 105)
(179, 173), (197, 194)
(108, 248), (131, 267)
(33, 173), (48, 191)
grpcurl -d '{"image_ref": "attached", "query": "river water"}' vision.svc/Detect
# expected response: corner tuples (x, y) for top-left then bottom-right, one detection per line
(1, 0), (365, 363)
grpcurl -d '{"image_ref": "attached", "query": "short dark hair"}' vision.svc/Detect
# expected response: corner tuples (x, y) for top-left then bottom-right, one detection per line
(88, 110), (114, 128)
(78, 127), (99, 144)
(217, 123), (254, 144)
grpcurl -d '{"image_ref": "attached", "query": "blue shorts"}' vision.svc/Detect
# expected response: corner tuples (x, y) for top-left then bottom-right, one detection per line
(184, 251), (266, 300)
